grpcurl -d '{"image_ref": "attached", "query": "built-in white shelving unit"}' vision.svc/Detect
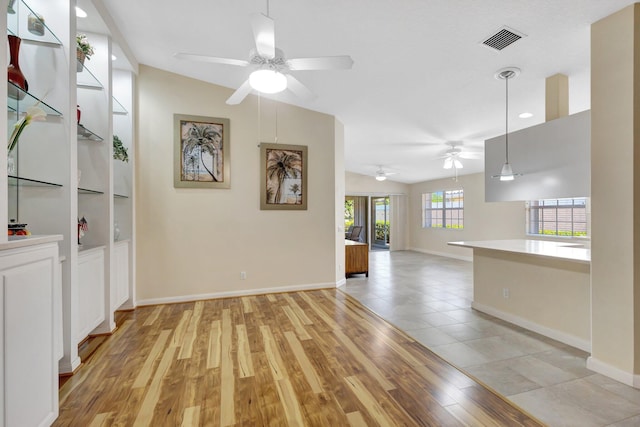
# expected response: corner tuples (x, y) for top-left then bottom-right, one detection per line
(2, 0), (137, 390)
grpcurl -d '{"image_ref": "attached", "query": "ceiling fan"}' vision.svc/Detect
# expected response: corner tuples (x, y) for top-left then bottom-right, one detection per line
(174, 8), (354, 105)
(375, 166), (397, 181)
(439, 142), (483, 169)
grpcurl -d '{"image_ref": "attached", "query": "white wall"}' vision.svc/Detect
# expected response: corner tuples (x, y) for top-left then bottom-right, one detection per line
(136, 66), (341, 303)
(485, 111), (590, 202)
(409, 173), (525, 259)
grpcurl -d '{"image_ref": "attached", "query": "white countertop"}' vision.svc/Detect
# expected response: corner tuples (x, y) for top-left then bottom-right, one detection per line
(0, 234), (63, 251)
(448, 239), (590, 264)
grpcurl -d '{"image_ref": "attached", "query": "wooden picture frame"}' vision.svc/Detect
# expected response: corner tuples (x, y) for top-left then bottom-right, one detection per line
(174, 114), (230, 188)
(260, 143), (308, 210)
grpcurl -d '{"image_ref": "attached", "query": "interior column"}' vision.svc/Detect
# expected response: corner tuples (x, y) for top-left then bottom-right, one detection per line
(589, 3), (640, 386)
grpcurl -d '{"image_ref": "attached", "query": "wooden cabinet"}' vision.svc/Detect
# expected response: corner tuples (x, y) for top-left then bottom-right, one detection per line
(0, 239), (61, 427)
(345, 240), (368, 277)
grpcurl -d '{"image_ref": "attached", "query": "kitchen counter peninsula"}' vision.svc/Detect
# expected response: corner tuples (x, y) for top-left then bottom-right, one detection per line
(449, 239), (591, 351)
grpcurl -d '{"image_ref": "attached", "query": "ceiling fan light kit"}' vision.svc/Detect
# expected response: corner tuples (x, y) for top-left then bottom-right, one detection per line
(491, 67), (522, 182)
(249, 69), (287, 93)
(375, 174), (387, 181)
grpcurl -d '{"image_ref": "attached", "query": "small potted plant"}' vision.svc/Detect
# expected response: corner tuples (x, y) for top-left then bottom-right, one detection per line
(76, 33), (94, 72)
(113, 135), (129, 162)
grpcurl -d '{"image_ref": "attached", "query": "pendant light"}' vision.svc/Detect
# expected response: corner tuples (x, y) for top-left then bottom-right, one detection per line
(492, 67), (522, 181)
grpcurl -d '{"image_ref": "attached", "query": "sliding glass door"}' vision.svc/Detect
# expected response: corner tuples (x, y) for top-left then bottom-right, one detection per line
(371, 196), (390, 250)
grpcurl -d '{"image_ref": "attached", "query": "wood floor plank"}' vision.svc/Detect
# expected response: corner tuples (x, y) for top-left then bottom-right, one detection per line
(260, 325), (285, 381)
(236, 324), (255, 377)
(283, 294), (313, 325)
(132, 329), (171, 388)
(283, 330), (323, 394)
(299, 291), (340, 329)
(220, 308), (235, 426)
(333, 328), (396, 391)
(181, 406), (201, 427)
(55, 291), (544, 427)
(142, 305), (163, 326)
(178, 301), (203, 359)
(133, 346), (177, 427)
(241, 296), (253, 313)
(346, 411), (369, 427)
(171, 309), (193, 347)
(206, 319), (221, 369)
(276, 378), (305, 426)
(282, 305), (312, 340)
(344, 375), (396, 427)
(88, 412), (110, 427)
(445, 404), (485, 427)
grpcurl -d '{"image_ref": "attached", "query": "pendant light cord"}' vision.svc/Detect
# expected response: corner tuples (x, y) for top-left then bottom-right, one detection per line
(505, 74), (509, 164)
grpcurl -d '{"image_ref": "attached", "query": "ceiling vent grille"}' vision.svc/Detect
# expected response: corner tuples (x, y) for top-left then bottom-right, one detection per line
(481, 27), (526, 51)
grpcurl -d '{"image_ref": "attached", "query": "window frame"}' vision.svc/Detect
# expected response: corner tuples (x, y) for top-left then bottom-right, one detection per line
(422, 189), (464, 229)
(526, 197), (589, 238)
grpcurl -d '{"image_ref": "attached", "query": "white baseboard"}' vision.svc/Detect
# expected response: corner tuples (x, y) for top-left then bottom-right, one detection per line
(471, 302), (591, 352)
(586, 357), (640, 388)
(336, 278), (347, 287)
(137, 282), (337, 306)
(59, 356), (81, 375)
(409, 247), (473, 262)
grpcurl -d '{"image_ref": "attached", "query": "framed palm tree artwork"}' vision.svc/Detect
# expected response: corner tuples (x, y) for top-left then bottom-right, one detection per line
(260, 143), (308, 210)
(174, 114), (230, 188)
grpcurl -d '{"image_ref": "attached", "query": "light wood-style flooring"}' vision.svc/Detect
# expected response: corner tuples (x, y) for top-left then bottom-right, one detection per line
(55, 290), (544, 426)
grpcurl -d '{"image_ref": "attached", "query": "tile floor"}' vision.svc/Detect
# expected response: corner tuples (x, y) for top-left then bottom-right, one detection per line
(341, 250), (640, 427)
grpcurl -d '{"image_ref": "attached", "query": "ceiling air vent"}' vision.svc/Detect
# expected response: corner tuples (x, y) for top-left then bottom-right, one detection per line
(481, 26), (526, 51)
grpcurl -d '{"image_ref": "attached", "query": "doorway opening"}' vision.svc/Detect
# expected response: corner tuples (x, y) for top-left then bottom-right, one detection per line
(344, 196), (367, 243)
(371, 196), (390, 251)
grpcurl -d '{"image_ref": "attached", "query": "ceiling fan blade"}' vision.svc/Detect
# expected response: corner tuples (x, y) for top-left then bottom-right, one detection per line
(458, 152), (483, 159)
(251, 13), (275, 59)
(443, 157), (453, 169)
(226, 80), (253, 105)
(285, 74), (316, 101)
(174, 53), (249, 67)
(287, 55), (354, 71)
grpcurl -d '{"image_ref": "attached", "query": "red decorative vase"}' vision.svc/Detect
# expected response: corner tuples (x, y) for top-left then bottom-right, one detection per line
(7, 35), (28, 100)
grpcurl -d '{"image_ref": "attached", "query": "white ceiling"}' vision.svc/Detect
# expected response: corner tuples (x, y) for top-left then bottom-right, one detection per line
(96, 0), (636, 183)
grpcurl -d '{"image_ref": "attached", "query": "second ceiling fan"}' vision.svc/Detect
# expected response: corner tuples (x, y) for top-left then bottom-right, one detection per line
(175, 6), (354, 105)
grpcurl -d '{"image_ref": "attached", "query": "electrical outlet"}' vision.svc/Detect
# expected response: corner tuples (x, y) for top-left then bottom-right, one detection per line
(240, 271), (247, 280)
(503, 288), (510, 298)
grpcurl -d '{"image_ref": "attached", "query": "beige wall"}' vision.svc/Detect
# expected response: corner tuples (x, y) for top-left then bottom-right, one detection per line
(136, 66), (341, 303)
(409, 173), (525, 259)
(590, 4), (640, 376)
(473, 250), (591, 350)
(345, 171), (410, 195)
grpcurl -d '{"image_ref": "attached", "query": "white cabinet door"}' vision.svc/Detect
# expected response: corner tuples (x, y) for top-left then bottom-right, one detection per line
(77, 249), (105, 344)
(114, 242), (129, 310)
(0, 243), (59, 427)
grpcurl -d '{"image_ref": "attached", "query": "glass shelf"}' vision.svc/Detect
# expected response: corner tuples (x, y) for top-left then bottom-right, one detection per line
(7, 82), (63, 116)
(77, 124), (104, 142)
(113, 97), (128, 115)
(114, 193), (129, 199)
(78, 187), (104, 195)
(8, 175), (62, 187)
(7, 0), (63, 46)
(77, 60), (104, 90)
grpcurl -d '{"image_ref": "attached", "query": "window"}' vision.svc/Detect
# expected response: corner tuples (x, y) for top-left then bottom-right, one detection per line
(422, 189), (464, 229)
(527, 198), (588, 237)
